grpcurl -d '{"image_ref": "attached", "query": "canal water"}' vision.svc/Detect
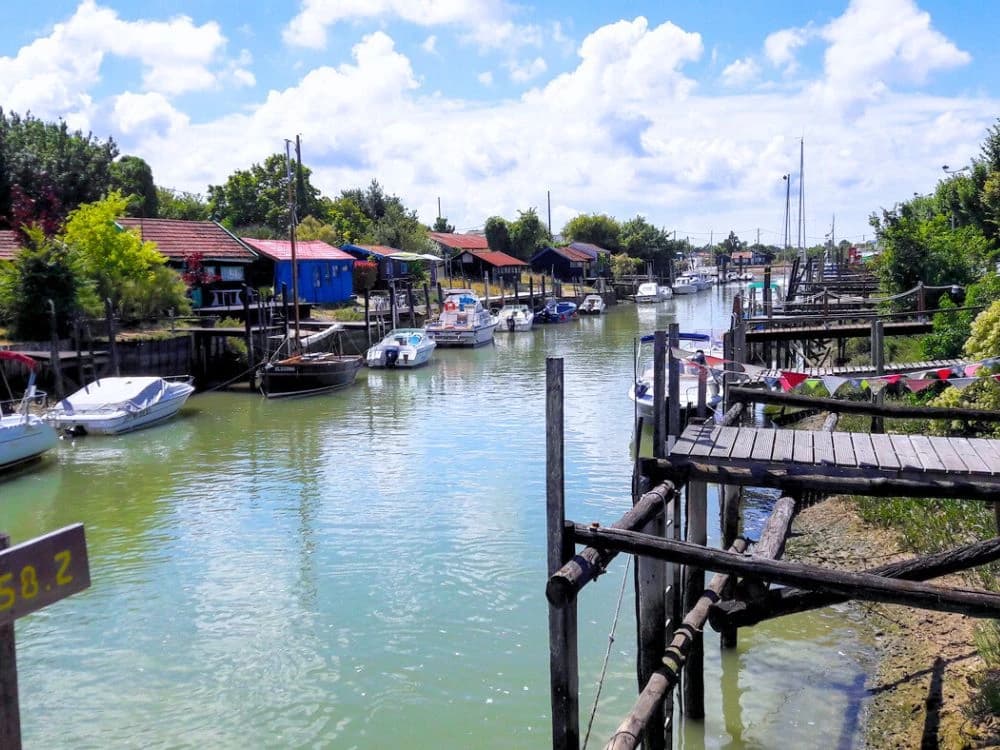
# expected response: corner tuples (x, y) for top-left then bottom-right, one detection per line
(2, 288), (876, 749)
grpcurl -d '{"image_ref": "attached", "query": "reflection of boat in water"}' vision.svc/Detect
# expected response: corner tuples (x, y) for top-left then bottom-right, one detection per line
(0, 352), (57, 470)
(45, 376), (195, 436)
(366, 328), (436, 368)
(628, 332), (723, 418)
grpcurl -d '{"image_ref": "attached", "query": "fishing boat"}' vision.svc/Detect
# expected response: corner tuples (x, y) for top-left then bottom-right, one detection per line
(366, 328), (436, 368)
(578, 294), (606, 315)
(259, 137), (363, 397)
(45, 376), (195, 436)
(425, 290), (497, 346)
(536, 298), (578, 323)
(494, 304), (535, 331)
(628, 332), (723, 419)
(672, 274), (698, 295)
(634, 282), (661, 303)
(0, 352), (57, 469)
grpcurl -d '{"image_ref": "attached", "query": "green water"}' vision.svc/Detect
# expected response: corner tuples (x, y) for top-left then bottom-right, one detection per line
(1, 290), (876, 749)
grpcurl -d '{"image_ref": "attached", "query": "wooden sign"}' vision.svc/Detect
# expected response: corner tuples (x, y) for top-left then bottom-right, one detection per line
(0, 524), (90, 626)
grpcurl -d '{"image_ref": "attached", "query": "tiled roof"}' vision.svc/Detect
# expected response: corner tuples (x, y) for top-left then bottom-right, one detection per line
(0, 230), (21, 261)
(116, 218), (256, 262)
(458, 249), (527, 267)
(568, 241), (609, 258)
(429, 232), (490, 250)
(535, 246), (591, 263)
(241, 238), (354, 262)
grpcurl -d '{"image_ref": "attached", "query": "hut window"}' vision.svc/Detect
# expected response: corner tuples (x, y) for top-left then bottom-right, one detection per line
(220, 265), (244, 281)
(324, 264), (332, 281)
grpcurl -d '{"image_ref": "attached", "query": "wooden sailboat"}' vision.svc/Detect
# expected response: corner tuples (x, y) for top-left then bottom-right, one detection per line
(259, 137), (362, 398)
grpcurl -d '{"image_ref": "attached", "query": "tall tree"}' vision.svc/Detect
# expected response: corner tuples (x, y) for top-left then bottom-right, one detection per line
(508, 208), (550, 260)
(0, 109), (118, 231)
(562, 213), (621, 251)
(484, 216), (512, 255)
(110, 155), (158, 218)
(432, 216), (455, 233)
(157, 187), (210, 221)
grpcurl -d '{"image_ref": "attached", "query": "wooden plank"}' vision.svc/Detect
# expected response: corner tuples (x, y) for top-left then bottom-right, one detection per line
(950, 437), (991, 475)
(832, 432), (856, 466)
(813, 431), (835, 465)
(852, 433), (879, 469)
(710, 426), (740, 458)
(927, 436), (971, 474)
(890, 435), (922, 471)
(871, 433), (900, 470)
(688, 425), (718, 458)
(750, 429), (775, 461)
(910, 435), (945, 472)
(969, 438), (1000, 475)
(792, 430), (813, 463)
(671, 427), (700, 457)
(729, 428), (756, 461)
(772, 430), (795, 462)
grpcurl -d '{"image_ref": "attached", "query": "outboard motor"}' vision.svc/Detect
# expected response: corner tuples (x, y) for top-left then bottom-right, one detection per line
(385, 347), (400, 368)
(507, 315), (516, 331)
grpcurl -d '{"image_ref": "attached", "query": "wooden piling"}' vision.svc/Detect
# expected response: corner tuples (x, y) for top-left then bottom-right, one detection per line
(681, 477), (707, 717)
(47, 300), (64, 398)
(635, 476), (668, 750)
(243, 288), (255, 384)
(871, 320), (885, 433)
(104, 299), (120, 376)
(653, 331), (667, 460)
(546, 358), (579, 750)
(407, 283), (416, 327)
(423, 284), (432, 321)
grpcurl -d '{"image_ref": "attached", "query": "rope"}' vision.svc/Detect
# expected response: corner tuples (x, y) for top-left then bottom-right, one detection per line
(582, 555), (632, 750)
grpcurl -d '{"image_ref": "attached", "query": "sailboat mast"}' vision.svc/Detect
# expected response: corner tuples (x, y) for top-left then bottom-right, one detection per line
(285, 138), (302, 348)
(797, 137), (805, 260)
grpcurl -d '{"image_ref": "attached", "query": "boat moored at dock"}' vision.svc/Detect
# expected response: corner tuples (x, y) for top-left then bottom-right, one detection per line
(366, 328), (436, 368)
(578, 294), (607, 314)
(425, 291), (497, 346)
(494, 304), (535, 331)
(45, 376), (195, 435)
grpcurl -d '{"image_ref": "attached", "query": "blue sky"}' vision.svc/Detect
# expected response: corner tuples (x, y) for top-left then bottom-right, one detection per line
(2, 0), (998, 246)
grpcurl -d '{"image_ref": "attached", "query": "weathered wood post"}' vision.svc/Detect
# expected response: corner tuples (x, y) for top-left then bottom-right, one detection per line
(667, 325), (681, 448)
(281, 283), (290, 346)
(0, 533), (20, 750)
(683, 475), (708, 718)
(763, 266), (772, 319)
(513, 277), (520, 304)
(871, 320), (885, 433)
(422, 284), (432, 323)
(47, 300), (64, 399)
(483, 272), (490, 310)
(243, 286), (255, 385)
(653, 331), (667, 460)
(364, 290), (371, 347)
(546, 357), (579, 750)
(917, 281), (926, 318)
(541, 275), (547, 301)
(407, 283), (416, 327)
(104, 298), (120, 377)
(436, 282), (444, 311)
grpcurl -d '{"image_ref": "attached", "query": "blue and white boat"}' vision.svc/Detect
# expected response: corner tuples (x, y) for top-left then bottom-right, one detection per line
(366, 328), (436, 368)
(628, 332), (723, 418)
(536, 299), (578, 323)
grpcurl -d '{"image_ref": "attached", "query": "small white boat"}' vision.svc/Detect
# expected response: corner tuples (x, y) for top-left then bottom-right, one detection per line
(45, 376), (195, 435)
(0, 352), (57, 470)
(634, 282), (661, 303)
(740, 272), (755, 281)
(426, 290), (497, 346)
(672, 275), (698, 295)
(628, 333), (723, 418)
(578, 294), (607, 314)
(366, 328), (436, 368)
(657, 286), (674, 300)
(494, 304), (535, 331)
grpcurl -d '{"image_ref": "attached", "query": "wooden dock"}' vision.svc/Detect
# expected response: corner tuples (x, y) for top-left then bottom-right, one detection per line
(747, 357), (968, 382)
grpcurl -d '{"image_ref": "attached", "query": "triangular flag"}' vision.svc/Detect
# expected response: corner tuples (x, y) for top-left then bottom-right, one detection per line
(822, 375), (848, 395)
(884, 374), (902, 384)
(781, 370), (809, 389)
(936, 368), (953, 380)
(869, 379), (889, 394)
(671, 346), (697, 359)
(965, 364), (982, 377)
(764, 376), (781, 389)
(906, 379), (937, 393)
(741, 363), (765, 378)
(849, 378), (862, 389)
(950, 377), (976, 391)
(778, 376), (792, 391)
(704, 355), (725, 367)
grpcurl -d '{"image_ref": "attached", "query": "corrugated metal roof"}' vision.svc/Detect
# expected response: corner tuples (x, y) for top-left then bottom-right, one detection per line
(116, 218), (257, 262)
(429, 232), (490, 250)
(568, 241), (609, 258)
(457, 249), (527, 267)
(558, 246), (593, 262)
(0, 230), (21, 261)
(241, 237), (354, 262)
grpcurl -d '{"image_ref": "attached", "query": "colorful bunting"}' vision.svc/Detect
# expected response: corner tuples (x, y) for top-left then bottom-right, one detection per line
(949, 377), (977, 391)
(781, 370), (810, 390)
(821, 375), (848, 395)
(905, 379), (937, 393)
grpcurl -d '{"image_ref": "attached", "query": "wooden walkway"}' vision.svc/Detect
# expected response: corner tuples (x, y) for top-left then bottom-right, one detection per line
(651, 424), (1000, 500)
(748, 358), (968, 383)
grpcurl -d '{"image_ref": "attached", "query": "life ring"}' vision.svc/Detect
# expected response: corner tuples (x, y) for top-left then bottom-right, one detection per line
(444, 301), (457, 311)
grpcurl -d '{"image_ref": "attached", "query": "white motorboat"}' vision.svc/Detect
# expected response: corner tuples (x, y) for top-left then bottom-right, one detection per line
(672, 275), (698, 295)
(657, 286), (674, 300)
(0, 352), (57, 470)
(425, 290), (497, 346)
(366, 328), (436, 368)
(45, 376), (195, 435)
(578, 294), (607, 314)
(628, 332), (723, 419)
(634, 282), (661, 303)
(740, 272), (755, 281)
(494, 304), (535, 331)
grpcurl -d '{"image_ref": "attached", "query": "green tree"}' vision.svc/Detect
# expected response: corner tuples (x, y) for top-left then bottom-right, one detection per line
(373, 202), (434, 253)
(325, 196), (373, 245)
(562, 213), (621, 251)
(156, 187), (210, 220)
(0, 226), (90, 339)
(620, 215), (672, 277)
(484, 216), (512, 255)
(719, 231), (744, 264)
(60, 192), (187, 318)
(610, 252), (641, 279)
(433, 216), (455, 233)
(0, 109), (118, 231)
(508, 208), (550, 260)
(110, 155), (158, 218)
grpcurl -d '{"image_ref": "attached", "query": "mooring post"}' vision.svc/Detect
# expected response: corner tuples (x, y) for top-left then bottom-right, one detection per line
(407, 283), (416, 327)
(104, 298), (120, 377)
(763, 266), (772, 319)
(653, 331), (667, 460)
(871, 320), (885, 433)
(0, 533), (21, 750)
(546, 358), (579, 750)
(46, 300), (65, 399)
(530, 276), (535, 310)
(243, 287), (255, 385)
(667, 325), (680, 451)
(364, 290), (371, 347)
(422, 284), (431, 324)
(682, 477), (708, 718)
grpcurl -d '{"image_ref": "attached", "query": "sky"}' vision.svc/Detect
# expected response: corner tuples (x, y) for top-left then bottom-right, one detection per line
(2, 0), (998, 247)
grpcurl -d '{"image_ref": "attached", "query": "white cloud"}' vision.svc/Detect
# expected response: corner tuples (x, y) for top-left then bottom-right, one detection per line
(0, 0), (250, 124)
(477, 71), (494, 86)
(111, 91), (189, 135)
(421, 35), (437, 54)
(507, 57), (547, 83)
(721, 58), (760, 87)
(764, 27), (810, 72)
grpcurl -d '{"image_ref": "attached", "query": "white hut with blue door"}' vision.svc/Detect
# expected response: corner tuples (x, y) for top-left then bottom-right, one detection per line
(242, 238), (355, 304)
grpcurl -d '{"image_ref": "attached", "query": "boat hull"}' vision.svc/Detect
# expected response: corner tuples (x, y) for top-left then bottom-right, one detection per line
(425, 324), (496, 347)
(48, 387), (194, 435)
(367, 345), (433, 368)
(261, 355), (363, 397)
(0, 415), (57, 470)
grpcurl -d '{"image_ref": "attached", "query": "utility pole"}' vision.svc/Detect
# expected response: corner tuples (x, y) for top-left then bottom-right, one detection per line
(547, 190), (552, 235)
(798, 138), (805, 261)
(437, 196), (441, 220)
